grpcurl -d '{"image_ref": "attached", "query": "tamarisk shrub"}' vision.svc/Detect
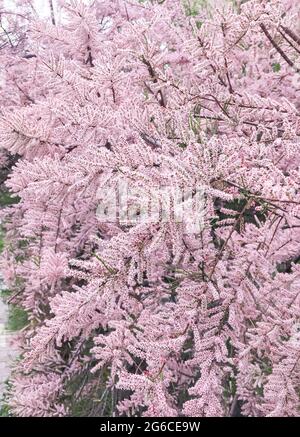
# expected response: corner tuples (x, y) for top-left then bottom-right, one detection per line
(0, 0), (300, 417)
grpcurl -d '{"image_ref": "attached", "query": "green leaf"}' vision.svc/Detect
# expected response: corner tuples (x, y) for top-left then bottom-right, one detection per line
(272, 62), (281, 73)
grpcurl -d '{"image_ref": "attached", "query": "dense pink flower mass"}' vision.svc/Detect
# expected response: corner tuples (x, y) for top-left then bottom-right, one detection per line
(0, 0), (300, 417)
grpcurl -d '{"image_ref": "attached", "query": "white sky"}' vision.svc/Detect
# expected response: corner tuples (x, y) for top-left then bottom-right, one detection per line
(4, 0), (57, 19)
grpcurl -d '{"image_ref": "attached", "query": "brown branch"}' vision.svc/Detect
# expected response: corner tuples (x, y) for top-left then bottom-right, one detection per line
(278, 29), (300, 56)
(280, 25), (300, 46)
(208, 199), (252, 281)
(141, 56), (166, 107)
(260, 23), (298, 71)
(48, 0), (55, 25)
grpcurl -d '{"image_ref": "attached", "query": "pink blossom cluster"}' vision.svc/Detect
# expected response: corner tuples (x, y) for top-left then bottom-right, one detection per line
(0, 0), (300, 417)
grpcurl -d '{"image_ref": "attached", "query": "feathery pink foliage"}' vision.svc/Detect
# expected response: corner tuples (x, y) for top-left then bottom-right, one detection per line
(0, 0), (300, 417)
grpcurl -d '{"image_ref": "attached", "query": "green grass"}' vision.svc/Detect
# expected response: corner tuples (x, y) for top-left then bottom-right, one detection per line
(0, 403), (10, 416)
(0, 190), (19, 207)
(0, 379), (13, 417)
(0, 298), (27, 417)
(0, 189), (26, 416)
(0, 287), (29, 332)
(6, 305), (28, 331)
